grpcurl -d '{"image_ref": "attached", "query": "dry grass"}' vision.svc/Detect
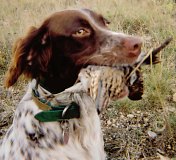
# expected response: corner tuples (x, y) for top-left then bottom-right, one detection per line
(0, 0), (176, 159)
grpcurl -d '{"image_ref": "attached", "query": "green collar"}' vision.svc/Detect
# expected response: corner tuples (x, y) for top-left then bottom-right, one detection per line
(32, 89), (80, 122)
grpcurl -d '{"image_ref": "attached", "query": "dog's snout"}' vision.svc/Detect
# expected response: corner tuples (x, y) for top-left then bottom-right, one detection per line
(123, 37), (142, 56)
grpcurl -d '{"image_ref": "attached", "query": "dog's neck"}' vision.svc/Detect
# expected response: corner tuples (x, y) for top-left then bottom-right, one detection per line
(39, 58), (81, 94)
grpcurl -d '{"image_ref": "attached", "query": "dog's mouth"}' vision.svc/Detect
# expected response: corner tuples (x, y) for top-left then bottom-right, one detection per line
(81, 50), (144, 69)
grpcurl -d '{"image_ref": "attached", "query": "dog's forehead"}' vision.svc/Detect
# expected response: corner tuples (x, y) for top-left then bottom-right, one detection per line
(47, 9), (105, 34)
(50, 9), (101, 22)
(80, 9), (104, 22)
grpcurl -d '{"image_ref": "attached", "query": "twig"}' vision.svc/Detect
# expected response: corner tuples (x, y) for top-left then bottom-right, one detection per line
(152, 37), (173, 56)
(144, 37), (173, 64)
(126, 49), (153, 80)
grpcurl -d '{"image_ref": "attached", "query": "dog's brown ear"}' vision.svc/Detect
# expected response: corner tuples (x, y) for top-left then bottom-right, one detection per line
(4, 24), (52, 88)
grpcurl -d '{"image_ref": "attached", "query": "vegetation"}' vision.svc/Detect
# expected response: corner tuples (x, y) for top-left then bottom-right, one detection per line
(0, 0), (175, 159)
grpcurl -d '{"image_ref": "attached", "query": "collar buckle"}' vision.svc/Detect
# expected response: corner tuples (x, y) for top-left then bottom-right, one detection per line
(62, 105), (70, 118)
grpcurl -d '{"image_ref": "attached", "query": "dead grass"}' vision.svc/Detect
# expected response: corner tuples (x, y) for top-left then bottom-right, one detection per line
(0, 0), (176, 159)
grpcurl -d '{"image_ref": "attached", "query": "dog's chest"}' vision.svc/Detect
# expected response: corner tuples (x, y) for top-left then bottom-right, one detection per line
(0, 90), (105, 160)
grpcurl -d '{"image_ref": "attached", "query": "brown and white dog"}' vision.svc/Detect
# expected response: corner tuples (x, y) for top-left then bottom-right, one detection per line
(1, 9), (142, 160)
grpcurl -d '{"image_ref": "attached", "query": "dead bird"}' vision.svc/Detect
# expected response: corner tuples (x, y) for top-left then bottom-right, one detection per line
(65, 37), (173, 112)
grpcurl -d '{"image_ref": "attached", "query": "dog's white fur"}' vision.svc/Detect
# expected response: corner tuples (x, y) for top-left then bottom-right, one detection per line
(0, 82), (106, 160)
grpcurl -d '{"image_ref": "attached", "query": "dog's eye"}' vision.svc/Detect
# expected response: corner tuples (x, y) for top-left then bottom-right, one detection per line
(72, 28), (91, 38)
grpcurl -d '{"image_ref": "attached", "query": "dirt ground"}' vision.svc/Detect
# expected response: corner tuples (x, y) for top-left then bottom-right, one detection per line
(101, 104), (176, 159)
